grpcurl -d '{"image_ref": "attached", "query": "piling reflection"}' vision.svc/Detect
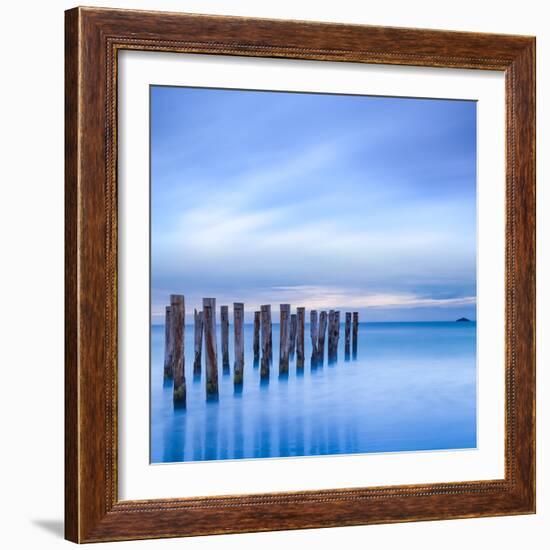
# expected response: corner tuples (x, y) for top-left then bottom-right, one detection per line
(256, 406), (271, 458)
(203, 404), (219, 461)
(162, 403), (186, 462)
(279, 416), (289, 457)
(233, 402), (244, 459)
(192, 417), (203, 461)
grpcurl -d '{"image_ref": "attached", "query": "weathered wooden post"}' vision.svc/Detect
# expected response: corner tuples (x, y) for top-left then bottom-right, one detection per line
(253, 310), (260, 365)
(289, 313), (297, 358)
(336, 311), (341, 354)
(335, 311), (341, 361)
(296, 307), (305, 369)
(171, 294), (186, 405)
(193, 308), (204, 376)
(318, 311), (327, 365)
(260, 305), (271, 379)
(234, 303), (245, 385)
(221, 305), (230, 372)
(327, 310), (334, 361)
(261, 304), (272, 361)
(310, 310), (319, 365)
(352, 311), (359, 359)
(328, 310), (340, 363)
(267, 307), (273, 361)
(163, 305), (173, 379)
(345, 312), (351, 360)
(279, 304), (291, 374)
(203, 297), (219, 398)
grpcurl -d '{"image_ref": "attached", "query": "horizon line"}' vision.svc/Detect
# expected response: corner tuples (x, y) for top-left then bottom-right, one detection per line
(150, 319), (477, 326)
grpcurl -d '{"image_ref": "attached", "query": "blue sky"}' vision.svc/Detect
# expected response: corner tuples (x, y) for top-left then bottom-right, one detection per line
(150, 86), (476, 323)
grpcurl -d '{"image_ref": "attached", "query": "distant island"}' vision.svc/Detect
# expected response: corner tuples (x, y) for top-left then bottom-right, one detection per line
(456, 317), (472, 322)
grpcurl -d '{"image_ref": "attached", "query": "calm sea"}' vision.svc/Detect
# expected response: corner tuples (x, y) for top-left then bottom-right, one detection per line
(151, 321), (476, 463)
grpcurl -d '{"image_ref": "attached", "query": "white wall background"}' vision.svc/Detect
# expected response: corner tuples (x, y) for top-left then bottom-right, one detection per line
(0, 1), (546, 548)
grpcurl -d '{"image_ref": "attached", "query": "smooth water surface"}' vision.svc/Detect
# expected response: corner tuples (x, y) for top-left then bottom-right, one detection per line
(151, 322), (476, 463)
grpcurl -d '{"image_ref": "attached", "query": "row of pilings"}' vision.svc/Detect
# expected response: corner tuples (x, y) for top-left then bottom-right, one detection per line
(163, 295), (359, 407)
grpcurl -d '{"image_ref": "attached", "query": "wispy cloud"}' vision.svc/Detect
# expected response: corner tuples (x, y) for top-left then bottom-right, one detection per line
(268, 285), (476, 310)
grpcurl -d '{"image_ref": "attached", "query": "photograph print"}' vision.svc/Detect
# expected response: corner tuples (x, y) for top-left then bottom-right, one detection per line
(150, 85), (477, 464)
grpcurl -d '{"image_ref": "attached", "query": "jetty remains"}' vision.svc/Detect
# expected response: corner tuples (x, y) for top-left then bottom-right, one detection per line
(162, 295), (359, 405)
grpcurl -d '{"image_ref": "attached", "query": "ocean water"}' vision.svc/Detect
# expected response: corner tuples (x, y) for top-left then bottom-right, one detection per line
(151, 321), (476, 463)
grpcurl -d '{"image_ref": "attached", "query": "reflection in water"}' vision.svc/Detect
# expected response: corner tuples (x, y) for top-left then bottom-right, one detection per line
(233, 402), (244, 459)
(151, 322), (477, 463)
(161, 406), (186, 462)
(204, 405), (219, 461)
(192, 416), (203, 462)
(294, 412), (305, 457)
(279, 410), (290, 457)
(219, 417), (229, 460)
(257, 404), (271, 458)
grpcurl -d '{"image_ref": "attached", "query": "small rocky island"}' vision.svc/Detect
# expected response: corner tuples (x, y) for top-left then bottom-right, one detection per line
(456, 317), (472, 322)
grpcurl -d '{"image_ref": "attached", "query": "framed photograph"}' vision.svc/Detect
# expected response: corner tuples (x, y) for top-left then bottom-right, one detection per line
(65, 7), (536, 543)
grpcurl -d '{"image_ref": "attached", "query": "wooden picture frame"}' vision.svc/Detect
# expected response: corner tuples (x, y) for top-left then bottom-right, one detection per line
(65, 6), (536, 543)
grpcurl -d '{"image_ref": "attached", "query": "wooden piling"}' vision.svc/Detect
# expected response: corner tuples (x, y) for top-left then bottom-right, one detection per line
(279, 304), (291, 373)
(221, 305), (229, 371)
(260, 304), (271, 379)
(267, 308), (273, 360)
(193, 308), (204, 376)
(335, 311), (341, 359)
(170, 295), (186, 405)
(335, 311), (341, 351)
(253, 311), (260, 364)
(163, 305), (173, 379)
(203, 298), (219, 397)
(233, 303), (245, 385)
(296, 307), (305, 369)
(310, 310), (319, 360)
(345, 312), (351, 359)
(289, 313), (297, 358)
(328, 309), (340, 363)
(327, 310), (334, 360)
(352, 311), (359, 359)
(261, 304), (272, 360)
(318, 311), (327, 364)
